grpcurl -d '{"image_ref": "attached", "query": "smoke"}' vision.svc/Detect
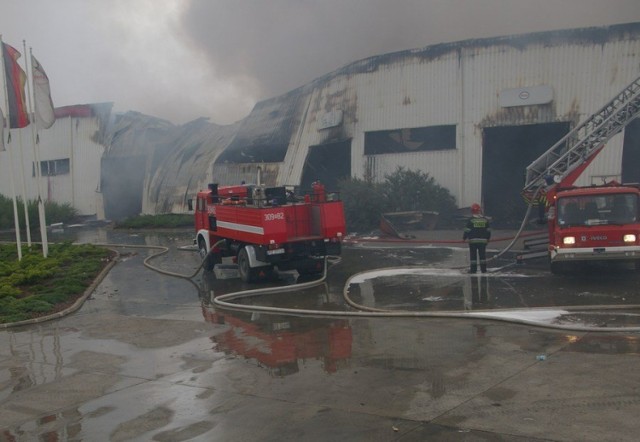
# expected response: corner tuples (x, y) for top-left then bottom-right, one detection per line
(179, 0), (640, 102)
(2, 0), (639, 125)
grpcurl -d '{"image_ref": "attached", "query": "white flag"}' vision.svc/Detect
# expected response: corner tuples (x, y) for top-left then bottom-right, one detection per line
(31, 55), (55, 129)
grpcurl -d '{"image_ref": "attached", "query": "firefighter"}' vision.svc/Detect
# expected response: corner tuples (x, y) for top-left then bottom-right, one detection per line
(463, 203), (491, 273)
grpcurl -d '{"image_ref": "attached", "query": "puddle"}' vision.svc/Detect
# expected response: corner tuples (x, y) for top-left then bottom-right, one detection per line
(553, 311), (640, 328)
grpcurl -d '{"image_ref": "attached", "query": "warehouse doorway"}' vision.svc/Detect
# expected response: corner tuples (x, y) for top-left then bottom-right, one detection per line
(622, 118), (640, 184)
(482, 122), (570, 227)
(300, 140), (351, 193)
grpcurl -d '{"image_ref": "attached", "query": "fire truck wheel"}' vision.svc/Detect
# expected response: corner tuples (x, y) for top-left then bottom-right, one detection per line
(238, 248), (258, 283)
(198, 239), (215, 272)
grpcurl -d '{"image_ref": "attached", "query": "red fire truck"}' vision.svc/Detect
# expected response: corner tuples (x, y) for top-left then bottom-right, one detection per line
(522, 76), (640, 273)
(192, 181), (345, 282)
(545, 181), (640, 274)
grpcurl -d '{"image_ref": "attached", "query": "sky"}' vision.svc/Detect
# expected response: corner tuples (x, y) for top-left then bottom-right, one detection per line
(1, 0), (639, 125)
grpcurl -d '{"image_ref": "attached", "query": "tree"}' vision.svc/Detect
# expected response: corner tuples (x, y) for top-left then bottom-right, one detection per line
(338, 176), (390, 232)
(338, 167), (457, 232)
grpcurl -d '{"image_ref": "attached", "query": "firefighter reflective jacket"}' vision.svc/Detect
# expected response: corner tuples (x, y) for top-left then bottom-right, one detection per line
(463, 215), (491, 243)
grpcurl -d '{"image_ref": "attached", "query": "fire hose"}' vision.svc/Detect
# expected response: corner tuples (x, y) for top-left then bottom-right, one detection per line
(134, 242), (640, 333)
(4, 228), (639, 332)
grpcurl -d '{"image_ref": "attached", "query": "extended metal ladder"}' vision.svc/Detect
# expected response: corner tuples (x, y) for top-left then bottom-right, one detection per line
(523, 75), (640, 193)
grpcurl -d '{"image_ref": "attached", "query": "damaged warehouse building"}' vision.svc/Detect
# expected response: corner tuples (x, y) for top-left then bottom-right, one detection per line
(1, 22), (639, 225)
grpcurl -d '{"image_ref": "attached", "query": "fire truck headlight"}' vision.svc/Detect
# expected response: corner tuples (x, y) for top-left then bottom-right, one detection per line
(623, 234), (636, 243)
(563, 236), (576, 245)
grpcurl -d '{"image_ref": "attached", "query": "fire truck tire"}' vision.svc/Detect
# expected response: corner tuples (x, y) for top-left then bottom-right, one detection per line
(198, 239), (215, 272)
(238, 248), (258, 283)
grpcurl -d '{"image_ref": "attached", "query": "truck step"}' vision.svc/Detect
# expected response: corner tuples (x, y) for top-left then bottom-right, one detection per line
(516, 250), (549, 262)
(523, 237), (550, 250)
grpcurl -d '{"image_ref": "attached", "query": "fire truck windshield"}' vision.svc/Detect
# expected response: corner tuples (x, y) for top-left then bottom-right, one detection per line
(557, 193), (638, 227)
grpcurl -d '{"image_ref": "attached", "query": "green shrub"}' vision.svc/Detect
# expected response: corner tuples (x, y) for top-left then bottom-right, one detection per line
(0, 261), (14, 278)
(38, 291), (73, 305)
(115, 213), (193, 229)
(0, 243), (110, 324)
(19, 297), (53, 313)
(383, 168), (457, 214)
(0, 194), (78, 230)
(339, 167), (458, 232)
(0, 297), (25, 322)
(0, 284), (21, 299)
(338, 177), (390, 232)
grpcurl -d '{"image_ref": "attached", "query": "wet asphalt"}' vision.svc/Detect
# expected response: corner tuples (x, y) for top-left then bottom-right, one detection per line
(1, 228), (640, 441)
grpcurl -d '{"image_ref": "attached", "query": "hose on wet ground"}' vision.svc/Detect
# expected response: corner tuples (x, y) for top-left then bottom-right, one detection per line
(5, 236), (638, 332)
(207, 257), (640, 333)
(96, 239), (640, 333)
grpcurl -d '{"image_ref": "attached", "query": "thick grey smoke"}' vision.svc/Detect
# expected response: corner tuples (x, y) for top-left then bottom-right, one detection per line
(180, 0), (640, 102)
(2, 0), (639, 125)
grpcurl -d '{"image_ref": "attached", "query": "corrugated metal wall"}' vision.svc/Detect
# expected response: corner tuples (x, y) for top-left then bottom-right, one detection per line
(273, 24), (640, 209)
(352, 52), (461, 192)
(141, 118), (240, 216)
(461, 38), (639, 197)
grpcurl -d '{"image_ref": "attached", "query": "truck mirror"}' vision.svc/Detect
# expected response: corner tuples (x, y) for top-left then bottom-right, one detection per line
(187, 199), (193, 211)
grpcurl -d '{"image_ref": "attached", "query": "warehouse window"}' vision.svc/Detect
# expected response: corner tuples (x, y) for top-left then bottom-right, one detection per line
(364, 125), (456, 155)
(33, 158), (70, 177)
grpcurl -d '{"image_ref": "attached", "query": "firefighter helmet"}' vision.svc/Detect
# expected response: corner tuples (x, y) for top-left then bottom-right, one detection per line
(471, 203), (482, 214)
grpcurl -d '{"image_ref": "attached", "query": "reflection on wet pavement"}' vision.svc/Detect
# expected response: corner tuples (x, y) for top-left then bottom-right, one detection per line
(2, 229), (640, 440)
(202, 307), (352, 376)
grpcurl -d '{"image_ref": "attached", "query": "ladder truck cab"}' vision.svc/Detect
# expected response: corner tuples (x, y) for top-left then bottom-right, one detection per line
(522, 75), (640, 274)
(192, 181), (346, 282)
(547, 182), (640, 273)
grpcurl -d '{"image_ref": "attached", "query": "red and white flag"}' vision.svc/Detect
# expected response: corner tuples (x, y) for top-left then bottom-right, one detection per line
(31, 55), (55, 129)
(2, 43), (30, 128)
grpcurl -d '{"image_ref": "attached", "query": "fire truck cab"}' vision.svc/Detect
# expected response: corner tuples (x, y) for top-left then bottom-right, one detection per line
(192, 181), (345, 282)
(547, 183), (640, 273)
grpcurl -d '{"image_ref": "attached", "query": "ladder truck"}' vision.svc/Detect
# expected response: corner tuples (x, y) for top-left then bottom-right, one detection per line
(192, 181), (345, 282)
(522, 75), (640, 274)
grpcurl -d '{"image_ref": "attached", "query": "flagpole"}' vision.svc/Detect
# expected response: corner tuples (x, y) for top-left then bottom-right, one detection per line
(5, 139), (23, 260)
(27, 46), (48, 258)
(0, 35), (23, 260)
(18, 129), (32, 246)
(16, 40), (34, 248)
